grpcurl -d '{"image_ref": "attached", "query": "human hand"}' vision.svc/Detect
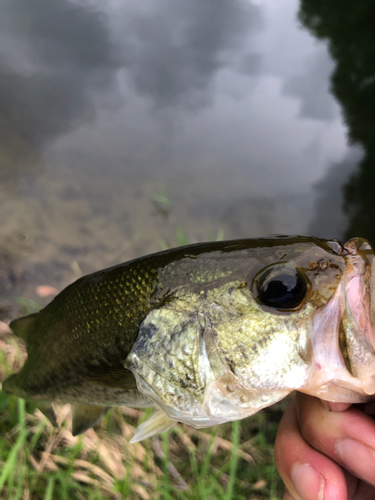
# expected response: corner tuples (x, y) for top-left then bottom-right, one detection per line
(275, 392), (375, 499)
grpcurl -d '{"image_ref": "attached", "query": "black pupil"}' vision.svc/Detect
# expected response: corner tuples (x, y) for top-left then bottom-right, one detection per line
(258, 268), (306, 309)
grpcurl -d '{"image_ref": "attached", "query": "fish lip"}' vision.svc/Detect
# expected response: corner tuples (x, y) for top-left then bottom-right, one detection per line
(303, 240), (375, 401)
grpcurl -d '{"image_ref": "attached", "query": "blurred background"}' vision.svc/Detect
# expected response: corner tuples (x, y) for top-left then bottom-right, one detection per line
(0, 1), (375, 497)
(1, 0), (373, 307)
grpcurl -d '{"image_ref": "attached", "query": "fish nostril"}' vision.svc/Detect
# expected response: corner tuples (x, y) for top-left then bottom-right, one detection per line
(338, 319), (353, 375)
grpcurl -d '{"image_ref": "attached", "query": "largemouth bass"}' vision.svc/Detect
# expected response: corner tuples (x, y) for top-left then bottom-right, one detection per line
(3, 236), (375, 442)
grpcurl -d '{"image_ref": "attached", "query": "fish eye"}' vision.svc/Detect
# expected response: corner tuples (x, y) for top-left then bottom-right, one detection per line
(255, 265), (307, 310)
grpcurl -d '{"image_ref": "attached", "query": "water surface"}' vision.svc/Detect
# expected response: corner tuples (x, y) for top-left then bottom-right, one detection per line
(0, 0), (363, 305)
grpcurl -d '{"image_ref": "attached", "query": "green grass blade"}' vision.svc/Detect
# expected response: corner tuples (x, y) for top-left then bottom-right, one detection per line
(44, 476), (55, 500)
(0, 428), (28, 492)
(194, 429), (218, 499)
(224, 420), (240, 500)
(176, 228), (190, 246)
(6, 459), (15, 499)
(17, 399), (26, 429)
(199, 429), (217, 481)
(161, 432), (170, 495)
(13, 464), (25, 500)
(28, 418), (48, 453)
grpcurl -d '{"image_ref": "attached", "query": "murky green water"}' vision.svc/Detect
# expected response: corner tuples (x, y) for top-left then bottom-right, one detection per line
(1, 0), (373, 308)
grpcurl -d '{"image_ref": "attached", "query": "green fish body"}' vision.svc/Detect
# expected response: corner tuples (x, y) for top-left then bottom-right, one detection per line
(4, 236), (375, 441)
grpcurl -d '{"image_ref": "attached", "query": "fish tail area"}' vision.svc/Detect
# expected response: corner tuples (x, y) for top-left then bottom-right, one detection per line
(9, 312), (38, 345)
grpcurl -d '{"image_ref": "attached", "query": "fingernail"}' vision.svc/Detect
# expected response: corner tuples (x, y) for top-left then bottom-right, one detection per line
(336, 438), (375, 485)
(327, 402), (351, 412)
(320, 399), (350, 412)
(291, 462), (325, 500)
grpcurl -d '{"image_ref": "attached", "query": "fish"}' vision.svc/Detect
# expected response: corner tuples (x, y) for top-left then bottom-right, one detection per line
(3, 235), (375, 442)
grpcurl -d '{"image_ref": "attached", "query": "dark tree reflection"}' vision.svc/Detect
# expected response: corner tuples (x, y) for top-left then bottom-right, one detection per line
(299, 0), (375, 244)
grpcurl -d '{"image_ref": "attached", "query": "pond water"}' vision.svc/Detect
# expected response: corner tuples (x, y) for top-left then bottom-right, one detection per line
(0, 0), (369, 305)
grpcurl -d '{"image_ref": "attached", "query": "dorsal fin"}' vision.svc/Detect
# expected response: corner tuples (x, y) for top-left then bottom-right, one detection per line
(9, 312), (38, 345)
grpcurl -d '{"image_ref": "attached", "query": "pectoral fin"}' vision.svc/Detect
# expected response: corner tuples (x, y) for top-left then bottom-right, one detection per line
(130, 409), (176, 443)
(72, 404), (108, 435)
(38, 404), (58, 427)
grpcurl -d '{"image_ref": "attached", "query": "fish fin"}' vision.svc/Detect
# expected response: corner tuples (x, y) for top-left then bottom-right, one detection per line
(130, 409), (176, 443)
(37, 404), (58, 427)
(9, 312), (38, 345)
(72, 404), (108, 436)
(87, 367), (137, 390)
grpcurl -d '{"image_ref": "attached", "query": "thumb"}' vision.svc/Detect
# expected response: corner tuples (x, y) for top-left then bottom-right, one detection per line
(320, 399), (352, 412)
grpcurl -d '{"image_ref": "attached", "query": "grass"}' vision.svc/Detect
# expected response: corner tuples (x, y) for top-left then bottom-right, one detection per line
(0, 321), (287, 500)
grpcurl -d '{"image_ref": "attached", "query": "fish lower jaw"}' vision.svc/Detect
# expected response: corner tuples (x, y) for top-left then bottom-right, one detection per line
(301, 364), (375, 403)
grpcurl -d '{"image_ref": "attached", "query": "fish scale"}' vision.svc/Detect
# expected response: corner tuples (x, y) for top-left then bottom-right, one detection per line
(4, 236), (375, 441)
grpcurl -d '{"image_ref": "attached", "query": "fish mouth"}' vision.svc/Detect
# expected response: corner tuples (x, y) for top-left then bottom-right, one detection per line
(301, 237), (375, 403)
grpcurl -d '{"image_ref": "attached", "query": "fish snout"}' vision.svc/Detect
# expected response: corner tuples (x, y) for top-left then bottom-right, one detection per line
(343, 237), (373, 255)
(303, 241), (375, 402)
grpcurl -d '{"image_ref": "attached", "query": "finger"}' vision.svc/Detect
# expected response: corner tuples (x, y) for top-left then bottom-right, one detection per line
(296, 393), (375, 488)
(283, 490), (295, 500)
(275, 397), (347, 500)
(320, 399), (352, 412)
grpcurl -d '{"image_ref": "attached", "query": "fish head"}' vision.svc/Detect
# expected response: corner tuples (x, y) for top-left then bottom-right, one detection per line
(126, 236), (375, 429)
(203, 236), (375, 420)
